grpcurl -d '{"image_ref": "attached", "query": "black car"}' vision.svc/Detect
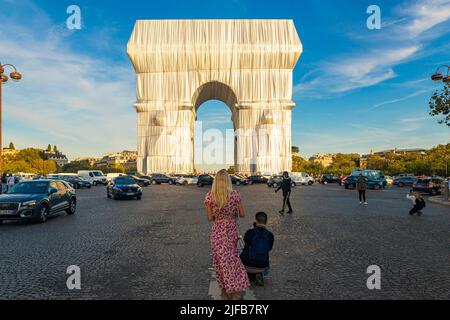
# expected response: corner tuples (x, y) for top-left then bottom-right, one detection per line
(267, 175), (283, 188)
(0, 180), (77, 224)
(130, 175), (151, 187)
(320, 174), (341, 184)
(149, 173), (176, 185)
(247, 175), (269, 185)
(413, 177), (444, 196)
(231, 175), (249, 186)
(197, 174), (214, 187)
(107, 176), (142, 200)
(393, 176), (418, 187)
(60, 176), (92, 189)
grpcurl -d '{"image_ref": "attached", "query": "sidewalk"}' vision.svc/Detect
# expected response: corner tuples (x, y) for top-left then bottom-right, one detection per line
(429, 196), (450, 207)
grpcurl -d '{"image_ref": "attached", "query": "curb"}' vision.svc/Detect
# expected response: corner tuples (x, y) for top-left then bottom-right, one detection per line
(428, 196), (450, 207)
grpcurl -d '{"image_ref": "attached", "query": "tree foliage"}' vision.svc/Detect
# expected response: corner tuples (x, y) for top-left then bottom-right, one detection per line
(429, 83), (450, 126)
(3, 148), (58, 175)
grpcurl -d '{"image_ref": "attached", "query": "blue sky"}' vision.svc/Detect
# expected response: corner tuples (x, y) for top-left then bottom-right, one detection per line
(0, 0), (449, 161)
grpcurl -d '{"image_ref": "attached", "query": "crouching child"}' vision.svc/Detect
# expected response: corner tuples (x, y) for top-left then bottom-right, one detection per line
(406, 190), (426, 216)
(240, 212), (274, 286)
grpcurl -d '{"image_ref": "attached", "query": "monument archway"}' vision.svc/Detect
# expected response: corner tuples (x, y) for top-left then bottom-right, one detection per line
(127, 20), (302, 175)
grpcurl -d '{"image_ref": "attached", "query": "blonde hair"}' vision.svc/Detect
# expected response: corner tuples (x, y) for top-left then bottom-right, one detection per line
(211, 169), (233, 209)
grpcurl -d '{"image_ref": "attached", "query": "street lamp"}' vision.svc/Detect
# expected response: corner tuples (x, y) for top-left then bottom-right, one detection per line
(431, 65), (450, 83)
(0, 62), (23, 193)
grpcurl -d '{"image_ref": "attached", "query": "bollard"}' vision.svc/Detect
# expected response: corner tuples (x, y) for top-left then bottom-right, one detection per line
(444, 180), (449, 202)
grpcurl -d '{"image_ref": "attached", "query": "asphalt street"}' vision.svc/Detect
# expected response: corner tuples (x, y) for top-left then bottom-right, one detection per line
(0, 183), (449, 300)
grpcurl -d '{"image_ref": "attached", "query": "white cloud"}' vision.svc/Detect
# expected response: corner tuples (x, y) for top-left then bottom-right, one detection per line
(296, 0), (450, 98)
(0, 1), (136, 159)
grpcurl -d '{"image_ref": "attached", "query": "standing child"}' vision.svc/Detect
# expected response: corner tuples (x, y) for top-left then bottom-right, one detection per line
(407, 190), (426, 216)
(240, 212), (274, 286)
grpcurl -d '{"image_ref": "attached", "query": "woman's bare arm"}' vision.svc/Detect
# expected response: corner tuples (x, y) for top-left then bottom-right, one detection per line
(238, 202), (245, 218)
(206, 204), (214, 222)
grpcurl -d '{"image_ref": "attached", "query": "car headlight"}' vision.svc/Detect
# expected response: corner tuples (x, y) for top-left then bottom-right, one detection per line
(22, 200), (37, 207)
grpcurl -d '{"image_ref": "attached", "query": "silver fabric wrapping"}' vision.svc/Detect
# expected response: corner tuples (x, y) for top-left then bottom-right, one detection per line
(127, 20), (302, 175)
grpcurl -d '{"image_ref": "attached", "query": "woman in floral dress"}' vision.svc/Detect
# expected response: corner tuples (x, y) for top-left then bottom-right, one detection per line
(204, 169), (250, 300)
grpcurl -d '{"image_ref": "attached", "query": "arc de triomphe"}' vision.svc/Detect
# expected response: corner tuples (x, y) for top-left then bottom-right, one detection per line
(127, 20), (302, 175)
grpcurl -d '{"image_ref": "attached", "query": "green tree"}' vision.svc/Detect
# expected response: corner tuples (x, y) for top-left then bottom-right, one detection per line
(429, 83), (450, 126)
(8, 142), (15, 150)
(292, 146), (300, 154)
(46, 144), (52, 152)
(227, 166), (235, 174)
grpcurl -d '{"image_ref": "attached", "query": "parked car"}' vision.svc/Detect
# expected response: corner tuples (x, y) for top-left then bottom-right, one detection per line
(106, 173), (126, 182)
(385, 176), (394, 186)
(149, 173), (176, 185)
(231, 175), (249, 186)
(176, 175), (199, 185)
(290, 172), (314, 186)
(343, 175), (386, 190)
(60, 176), (92, 189)
(0, 180), (77, 224)
(247, 175), (270, 185)
(129, 175), (151, 187)
(197, 174), (214, 187)
(107, 176), (142, 200)
(320, 174), (341, 184)
(393, 176), (418, 187)
(267, 175), (296, 188)
(78, 170), (108, 186)
(413, 177), (444, 196)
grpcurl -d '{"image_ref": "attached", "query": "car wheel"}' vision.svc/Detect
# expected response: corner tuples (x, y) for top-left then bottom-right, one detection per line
(168, 180), (173, 185)
(236, 181), (241, 186)
(198, 183), (203, 187)
(113, 193), (119, 200)
(36, 205), (49, 223)
(136, 195), (142, 200)
(374, 184), (380, 190)
(398, 182), (404, 187)
(291, 182), (296, 187)
(66, 198), (76, 215)
(183, 181), (188, 186)
(308, 181), (313, 186)
(151, 180), (157, 185)
(431, 189), (437, 196)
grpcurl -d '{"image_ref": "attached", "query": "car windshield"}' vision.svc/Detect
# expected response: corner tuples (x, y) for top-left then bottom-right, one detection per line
(7, 181), (49, 194)
(115, 177), (135, 185)
(93, 172), (104, 177)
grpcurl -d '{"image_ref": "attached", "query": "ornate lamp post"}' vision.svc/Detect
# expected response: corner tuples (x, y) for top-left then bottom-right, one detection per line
(0, 62), (23, 193)
(431, 65), (450, 83)
(431, 64), (450, 201)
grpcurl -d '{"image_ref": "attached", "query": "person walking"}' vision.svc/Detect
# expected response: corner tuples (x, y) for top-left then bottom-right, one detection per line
(204, 169), (250, 300)
(357, 174), (368, 205)
(7, 174), (15, 192)
(275, 171), (293, 214)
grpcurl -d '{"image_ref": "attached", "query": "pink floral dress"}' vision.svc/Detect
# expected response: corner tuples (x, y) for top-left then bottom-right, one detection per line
(205, 190), (250, 294)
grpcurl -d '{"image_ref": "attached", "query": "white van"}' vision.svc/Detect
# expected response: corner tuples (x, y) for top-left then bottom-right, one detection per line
(78, 170), (107, 185)
(106, 173), (126, 182)
(290, 172), (314, 186)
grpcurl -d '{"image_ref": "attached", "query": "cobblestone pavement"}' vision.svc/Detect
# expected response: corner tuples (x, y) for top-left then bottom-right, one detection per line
(0, 183), (449, 300)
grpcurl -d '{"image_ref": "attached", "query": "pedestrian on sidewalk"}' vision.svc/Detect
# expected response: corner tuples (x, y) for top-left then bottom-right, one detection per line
(357, 174), (368, 205)
(7, 174), (15, 192)
(407, 190), (426, 216)
(204, 169), (250, 300)
(275, 172), (293, 214)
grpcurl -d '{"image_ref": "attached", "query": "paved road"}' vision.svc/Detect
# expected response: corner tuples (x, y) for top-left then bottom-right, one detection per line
(0, 183), (449, 300)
